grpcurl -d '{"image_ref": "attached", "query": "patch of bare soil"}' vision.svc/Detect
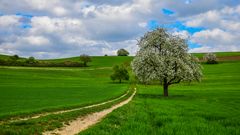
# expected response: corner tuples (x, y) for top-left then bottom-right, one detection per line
(199, 56), (240, 62)
(217, 56), (240, 61)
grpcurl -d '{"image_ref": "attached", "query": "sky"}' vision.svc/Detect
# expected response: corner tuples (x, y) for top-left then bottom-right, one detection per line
(0, 0), (240, 59)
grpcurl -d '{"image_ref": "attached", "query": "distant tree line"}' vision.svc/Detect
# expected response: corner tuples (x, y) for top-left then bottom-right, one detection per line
(0, 54), (92, 67)
(0, 48), (131, 67)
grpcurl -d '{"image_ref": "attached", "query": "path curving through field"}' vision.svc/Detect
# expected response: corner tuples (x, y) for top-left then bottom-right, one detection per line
(43, 89), (136, 135)
(0, 90), (130, 125)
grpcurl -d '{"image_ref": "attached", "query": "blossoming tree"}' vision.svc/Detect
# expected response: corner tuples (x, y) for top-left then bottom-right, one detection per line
(131, 28), (202, 96)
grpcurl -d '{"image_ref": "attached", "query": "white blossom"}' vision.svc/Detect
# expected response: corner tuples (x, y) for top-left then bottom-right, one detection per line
(131, 28), (202, 96)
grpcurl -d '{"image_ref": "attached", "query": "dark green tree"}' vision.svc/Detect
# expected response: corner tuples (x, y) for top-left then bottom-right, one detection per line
(80, 54), (92, 67)
(10, 55), (19, 61)
(117, 49), (129, 56)
(110, 64), (129, 83)
(26, 56), (37, 64)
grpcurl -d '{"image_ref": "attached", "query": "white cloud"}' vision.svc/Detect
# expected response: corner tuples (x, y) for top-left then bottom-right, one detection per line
(189, 46), (212, 53)
(190, 28), (240, 52)
(0, 15), (19, 27)
(172, 30), (190, 39)
(0, 0), (240, 58)
(192, 29), (237, 44)
(21, 36), (50, 45)
(185, 5), (240, 30)
(185, 5), (240, 52)
(52, 7), (68, 16)
(138, 22), (147, 28)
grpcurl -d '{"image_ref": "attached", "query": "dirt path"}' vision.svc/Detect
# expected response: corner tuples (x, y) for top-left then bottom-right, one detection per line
(0, 91), (129, 124)
(43, 89), (136, 135)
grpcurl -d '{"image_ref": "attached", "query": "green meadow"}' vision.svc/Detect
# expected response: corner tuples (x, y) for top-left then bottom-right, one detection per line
(192, 51), (240, 58)
(81, 61), (240, 135)
(0, 52), (239, 134)
(0, 57), (132, 120)
(43, 56), (133, 68)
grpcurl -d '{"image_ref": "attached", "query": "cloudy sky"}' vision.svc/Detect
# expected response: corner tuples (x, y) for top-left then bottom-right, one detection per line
(0, 0), (240, 58)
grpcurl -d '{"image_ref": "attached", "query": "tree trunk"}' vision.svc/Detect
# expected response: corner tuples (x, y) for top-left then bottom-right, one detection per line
(119, 79), (121, 83)
(163, 79), (168, 97)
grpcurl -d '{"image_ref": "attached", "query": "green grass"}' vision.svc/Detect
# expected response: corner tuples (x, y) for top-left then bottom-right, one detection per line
(81, 61), (240, 135)
(0, 66), (128, 120)
(1, 52), (240, 68)
(43, 56), (133, 68)
(192, 51), (240, 58)
(1, 53), (240, 134)
(0, 55), (12, 59)
(0, 87), (135, 135)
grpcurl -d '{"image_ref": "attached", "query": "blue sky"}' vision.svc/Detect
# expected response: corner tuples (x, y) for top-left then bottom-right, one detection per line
(0, 0), (240, 58)
(162, 8), (175, 15)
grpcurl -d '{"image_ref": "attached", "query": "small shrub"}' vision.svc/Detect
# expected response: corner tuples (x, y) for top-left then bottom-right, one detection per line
(204, 53), (218, 64)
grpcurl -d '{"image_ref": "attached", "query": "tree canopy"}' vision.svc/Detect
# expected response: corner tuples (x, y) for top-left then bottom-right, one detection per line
(131, 28), (202, 96)
(110, 64), (129, 83)
(80, 54), (92, 67)
(10, 55), (19, 61)
(117, 49), (129, 56)
(26, 56), (37, 64)
(204, 53), (218, 64)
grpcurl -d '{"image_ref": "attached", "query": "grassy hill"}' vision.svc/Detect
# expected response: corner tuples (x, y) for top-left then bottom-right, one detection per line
(0, 52), (239, 134)
(0, 67), (128, 120)
(44, 56), (133, 68)
(192, 51), (240, 58)
(1, 51), (240, 68)
(81, 58), (240, 135)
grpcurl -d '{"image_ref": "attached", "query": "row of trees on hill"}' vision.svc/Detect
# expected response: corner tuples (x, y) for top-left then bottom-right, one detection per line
(0, 48), (130, 67)
(0, 54), (92, 67)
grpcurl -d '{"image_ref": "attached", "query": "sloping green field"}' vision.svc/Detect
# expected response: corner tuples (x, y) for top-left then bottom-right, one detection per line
(192, 51), (240, 58)
(0, 52), (240, 135)
(81, 61), (240, 135)
(1, 51), (240, 68)
(0, 59), (131, 120)
(43, 56), (133, 68)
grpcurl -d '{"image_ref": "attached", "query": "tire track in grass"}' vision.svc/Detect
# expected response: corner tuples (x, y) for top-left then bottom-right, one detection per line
(43, 88), (136, 135)
(0, 90), (130, 125)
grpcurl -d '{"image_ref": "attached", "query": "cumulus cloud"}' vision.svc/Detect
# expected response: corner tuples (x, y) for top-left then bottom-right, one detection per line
(187, 5), (240, 52)
(0, 15), (19, 27)
(0, 0), (239, 58)
(21, 36), (50, 45)
(189, 28), (240, 52)
(185, 5), (240, 30)
(172, 30), (190, 39)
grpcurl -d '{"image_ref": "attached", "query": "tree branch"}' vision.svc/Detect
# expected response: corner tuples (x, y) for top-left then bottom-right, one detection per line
(168, 61), (179, 85)
(169, 78), (182, 85)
